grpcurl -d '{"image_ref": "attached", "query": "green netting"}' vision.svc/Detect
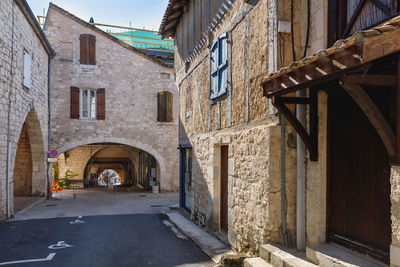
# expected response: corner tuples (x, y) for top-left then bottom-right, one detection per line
(110, 30), (173, 51)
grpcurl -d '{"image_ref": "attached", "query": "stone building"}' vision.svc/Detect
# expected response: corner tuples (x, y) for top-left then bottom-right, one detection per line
(161, 0), (400, 266)
(160, 0), (290, 252)
(44, 4), (179, 191)
(0, 0), (54, 219)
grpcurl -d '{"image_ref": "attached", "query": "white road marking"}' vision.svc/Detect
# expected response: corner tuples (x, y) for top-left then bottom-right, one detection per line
(0, 253), (56, 265)
(69, 219), (85, 224)
(48, 241), (73, 249)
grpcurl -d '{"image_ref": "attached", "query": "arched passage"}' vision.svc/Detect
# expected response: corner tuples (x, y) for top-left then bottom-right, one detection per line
(12, 109), (46, 214)
(55, 142), (160, 191)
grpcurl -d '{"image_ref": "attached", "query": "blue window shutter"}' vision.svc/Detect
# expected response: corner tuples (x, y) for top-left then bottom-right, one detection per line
(210, 40), (219, 99)
(218, 34), (228, 96)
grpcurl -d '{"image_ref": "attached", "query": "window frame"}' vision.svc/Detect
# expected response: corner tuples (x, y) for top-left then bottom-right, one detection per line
(210, 32), (229, 100)
(23, 49), (31, 89)
(79, 88), (97, 119)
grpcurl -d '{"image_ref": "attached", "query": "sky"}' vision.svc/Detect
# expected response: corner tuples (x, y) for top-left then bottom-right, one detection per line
(26, 0), (170, 31)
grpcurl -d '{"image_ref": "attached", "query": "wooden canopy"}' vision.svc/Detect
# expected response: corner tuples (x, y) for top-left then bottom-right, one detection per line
(262, 16), (400, 161)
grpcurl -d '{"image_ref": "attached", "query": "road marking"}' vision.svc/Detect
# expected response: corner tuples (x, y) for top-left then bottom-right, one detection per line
(0, 253), (56, 265)
(70, 219), (85, 224)
(48, 241), (73, 249)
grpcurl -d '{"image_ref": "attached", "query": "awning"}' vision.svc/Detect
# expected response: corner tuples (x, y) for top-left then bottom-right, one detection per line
(262, 16), (400, 162)
(262, 16), (400, 98)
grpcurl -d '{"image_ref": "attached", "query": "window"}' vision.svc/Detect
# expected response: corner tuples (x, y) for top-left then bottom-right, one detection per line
(210, 33), (228, 99)
(80, 34), (96, 65)
(23, 50), (31, 88)
(157, 91), (173, 122)
(80, 89), (96, 119)
(70, 87), (106, 120)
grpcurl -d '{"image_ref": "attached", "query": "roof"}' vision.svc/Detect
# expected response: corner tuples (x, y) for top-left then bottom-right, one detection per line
(48, 3), (172, 68)
(14, 0), (54, 57)
(159, 0), (188, 38)
(262, 15), (400, 98)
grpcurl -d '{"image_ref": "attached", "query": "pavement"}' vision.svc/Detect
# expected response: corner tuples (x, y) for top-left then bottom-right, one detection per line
(0, 214), (213, 267)
(2, 190), (226, 266)
(165, 212), (231, 263)
(13, 190), (178, 221)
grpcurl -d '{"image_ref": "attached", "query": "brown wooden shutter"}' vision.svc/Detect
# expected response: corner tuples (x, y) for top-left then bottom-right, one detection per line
(157, 92), (163, 122)
(88, 35), (96, 65)
(80, 34), (89, 64)
(70, 86), (80, 119)
(80, 34), (96, 65)
(97, 88), (105, 120)
(166, 92), (173, 122)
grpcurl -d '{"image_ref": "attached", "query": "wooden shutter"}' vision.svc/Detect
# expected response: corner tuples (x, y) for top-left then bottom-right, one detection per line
(97, 88), (105, 120)
(80, 34), (96, 65)
(157, 92), (167, 122)
(70, 86), (80, 119)
(88, 35), (96, 65)
(210, 40), (218, 99)
(166, 92), (173, 122)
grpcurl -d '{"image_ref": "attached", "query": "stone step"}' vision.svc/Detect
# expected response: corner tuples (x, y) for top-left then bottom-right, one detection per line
(259, 244), (317, 267)
(244, 257), (273, 267)
(306, 244), (387, 267)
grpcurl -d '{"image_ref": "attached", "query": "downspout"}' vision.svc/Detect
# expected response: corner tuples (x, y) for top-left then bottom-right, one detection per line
(46, 57), (51, 199)
(6, 1), (16, 219)
(296, 0), (310, 251)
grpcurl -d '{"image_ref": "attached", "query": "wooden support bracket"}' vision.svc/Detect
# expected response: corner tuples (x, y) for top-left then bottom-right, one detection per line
(272, 91), (318, 161)
(340, 81), (396, 157)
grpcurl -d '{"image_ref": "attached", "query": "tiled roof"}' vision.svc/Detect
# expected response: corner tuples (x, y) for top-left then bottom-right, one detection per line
(159, 0), (188, 38)
(262, 15), (400, 97)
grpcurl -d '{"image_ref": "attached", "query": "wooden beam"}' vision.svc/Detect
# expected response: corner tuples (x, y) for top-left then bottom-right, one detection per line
(340, 81), (396, 157)
(276, 96), (311, 104)
(396, 56), (400, 161)
(273, 97), (318, 161)
(343, 74), (397, 87)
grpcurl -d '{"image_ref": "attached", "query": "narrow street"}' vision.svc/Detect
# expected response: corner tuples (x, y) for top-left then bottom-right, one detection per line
(0, 191), (213, 267)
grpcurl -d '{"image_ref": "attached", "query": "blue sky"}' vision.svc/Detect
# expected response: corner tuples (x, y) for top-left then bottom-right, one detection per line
(26, 0), (170, 31)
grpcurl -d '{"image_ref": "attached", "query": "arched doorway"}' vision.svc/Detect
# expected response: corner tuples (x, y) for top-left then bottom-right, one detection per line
(12, 109), (46, 214)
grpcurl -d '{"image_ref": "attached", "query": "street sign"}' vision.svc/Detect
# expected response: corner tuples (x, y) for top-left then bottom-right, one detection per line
(52, 182), (62, 192)
(49, 149), (59, 158)
(47, 158), (57, 163)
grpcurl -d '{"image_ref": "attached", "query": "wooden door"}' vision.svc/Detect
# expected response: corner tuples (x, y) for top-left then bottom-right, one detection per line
(327, 88), (393, 263)
(220, 146), (229, 232)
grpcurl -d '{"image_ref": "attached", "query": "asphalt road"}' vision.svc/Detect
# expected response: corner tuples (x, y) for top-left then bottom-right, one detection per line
(0, 214), (212, 267)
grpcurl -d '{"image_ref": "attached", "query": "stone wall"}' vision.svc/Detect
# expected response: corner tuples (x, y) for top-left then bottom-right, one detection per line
(0, 0), (50, 219)
(44, 5), (179, 191)
(171, 0), (298, 252)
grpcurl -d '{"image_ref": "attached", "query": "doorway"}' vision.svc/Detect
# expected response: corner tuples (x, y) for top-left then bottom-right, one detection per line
(327, 87), (393, 263)
(220, 145), (228, 232)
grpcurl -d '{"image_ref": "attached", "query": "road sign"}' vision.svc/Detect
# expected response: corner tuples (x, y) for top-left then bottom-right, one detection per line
(49, 149), (58, 158)
(52, 182), (62, 192)
(47, 158), (57, 163)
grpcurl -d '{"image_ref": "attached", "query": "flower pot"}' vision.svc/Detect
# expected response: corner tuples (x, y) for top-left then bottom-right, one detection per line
(152, 185), (160, 194)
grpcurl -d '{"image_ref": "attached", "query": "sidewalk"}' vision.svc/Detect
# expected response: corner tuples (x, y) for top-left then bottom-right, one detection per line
(165, 212), (231, 263)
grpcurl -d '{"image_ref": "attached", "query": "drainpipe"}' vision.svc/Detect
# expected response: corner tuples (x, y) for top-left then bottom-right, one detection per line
(5, 1), (16, 219)
(46, 57), (51, 199)
(296, 89), (306, 250)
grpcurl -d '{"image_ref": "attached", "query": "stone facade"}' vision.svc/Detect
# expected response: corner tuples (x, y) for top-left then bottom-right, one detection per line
(162, 0), (297, 253)
(44, 4), (179, 191)
(0, 0), (52, 219)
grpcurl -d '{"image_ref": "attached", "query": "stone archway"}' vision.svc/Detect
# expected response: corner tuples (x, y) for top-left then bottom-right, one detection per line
(55, 137), (167, 189)
(12, 109), (46, 214)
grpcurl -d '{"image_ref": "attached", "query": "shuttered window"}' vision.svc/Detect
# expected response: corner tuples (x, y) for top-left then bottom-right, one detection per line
(157, 91), (173, 122)
(70, 87), (105, 120)
(210, 33), (228, 99)
(23, 50), (31, 88)
(80, 34), (96, 65)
